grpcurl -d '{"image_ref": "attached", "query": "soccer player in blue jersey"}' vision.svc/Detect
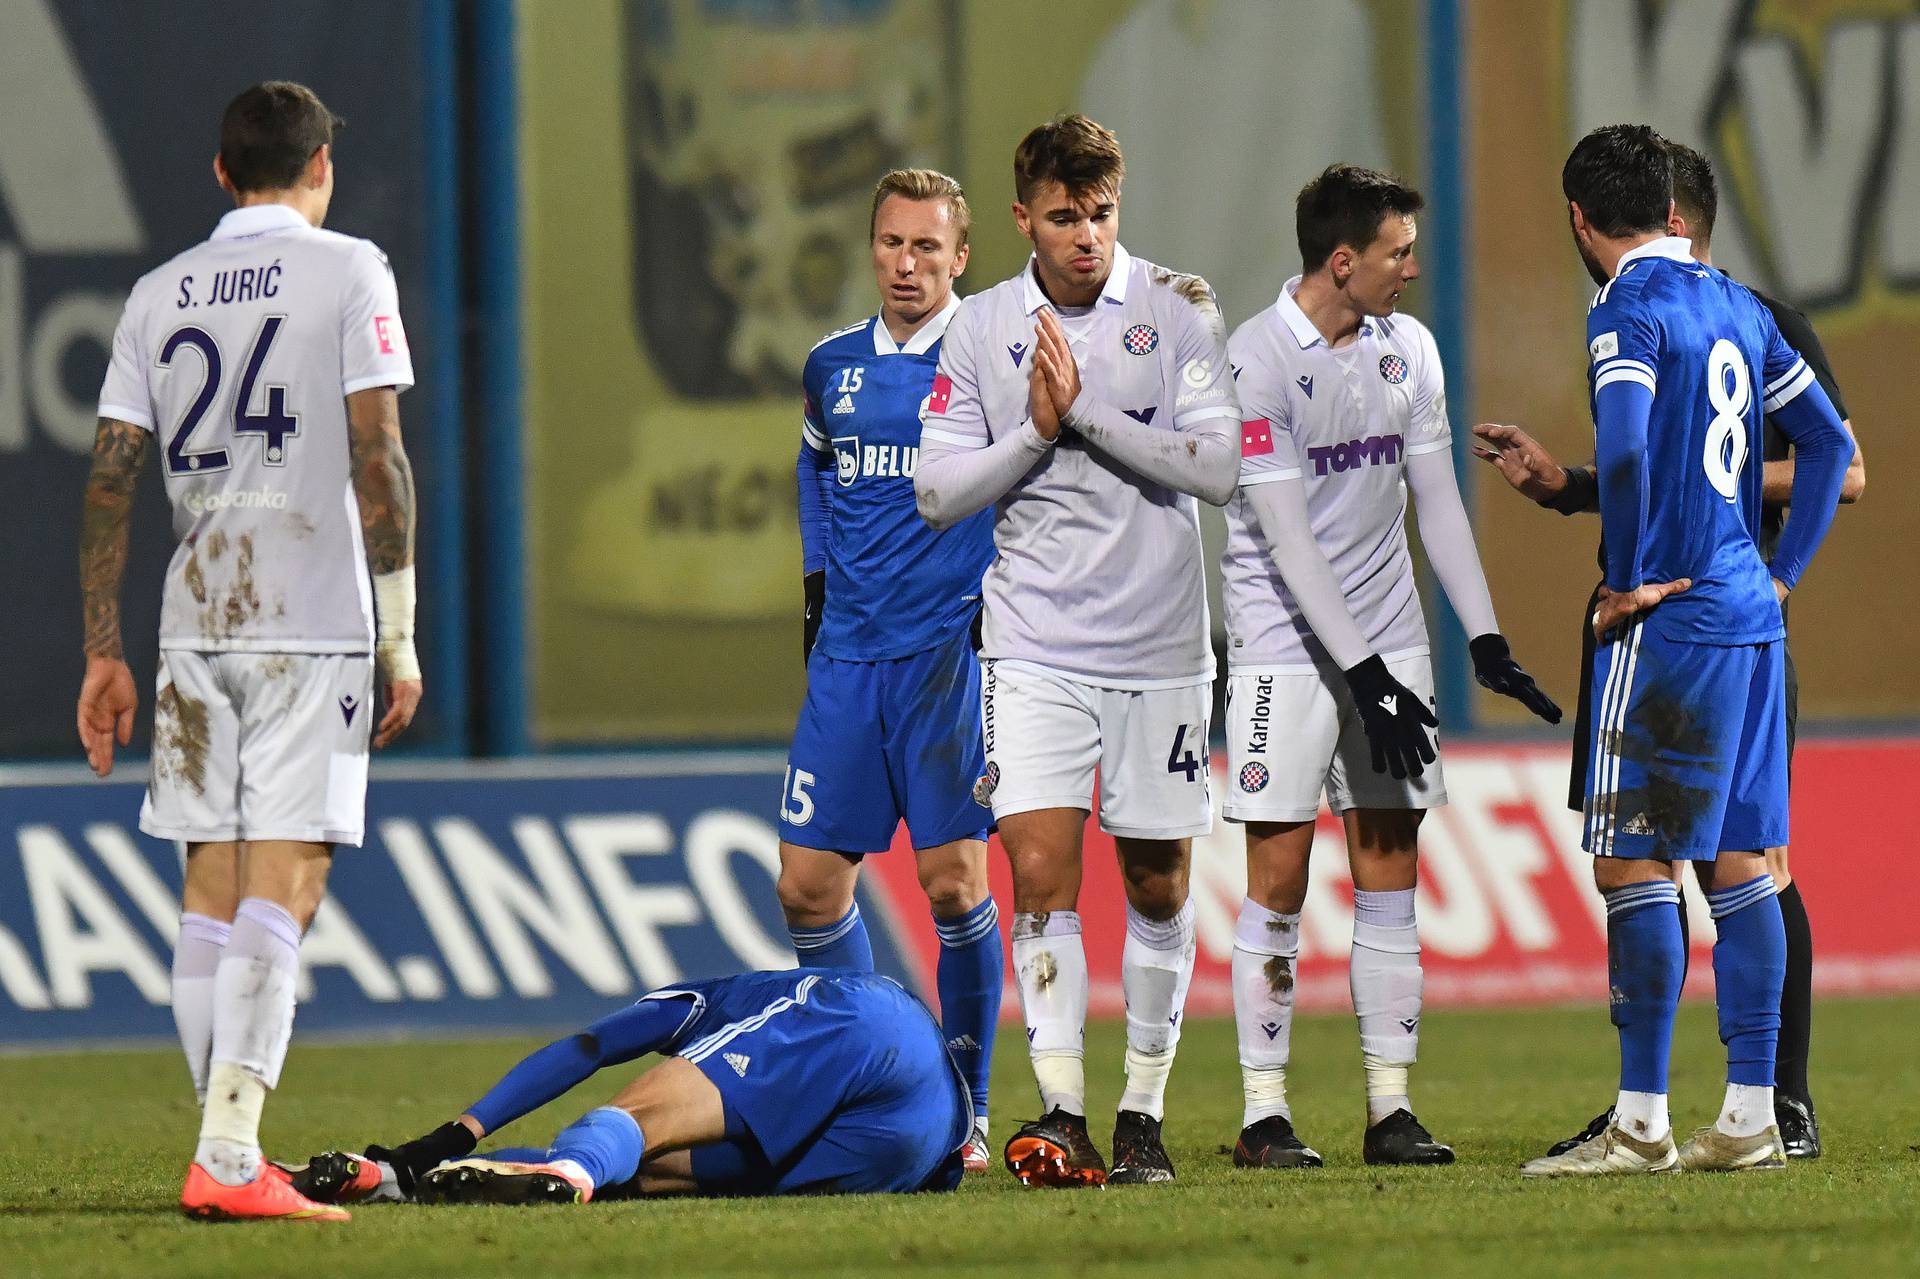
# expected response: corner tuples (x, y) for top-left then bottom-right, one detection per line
(1520, 126), (1852, 1177)
(776, 169), (1002, 1172)
(282, 969), (985, 1203)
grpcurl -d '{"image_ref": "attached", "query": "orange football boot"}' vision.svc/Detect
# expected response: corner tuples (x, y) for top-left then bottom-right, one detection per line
(180, 1163), (351, 1222)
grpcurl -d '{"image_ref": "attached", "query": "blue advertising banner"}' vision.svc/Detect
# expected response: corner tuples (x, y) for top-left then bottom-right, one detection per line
(0, 757), (912, 1045)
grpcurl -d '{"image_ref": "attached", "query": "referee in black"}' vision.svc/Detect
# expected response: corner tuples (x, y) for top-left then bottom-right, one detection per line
(1472, 140), (1866, 1161)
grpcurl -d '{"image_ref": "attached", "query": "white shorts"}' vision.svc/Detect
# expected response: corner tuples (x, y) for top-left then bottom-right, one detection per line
(141, 650), (374, 847)
(1223, 655), (1447, 823)
(979, 660), (1213, 840)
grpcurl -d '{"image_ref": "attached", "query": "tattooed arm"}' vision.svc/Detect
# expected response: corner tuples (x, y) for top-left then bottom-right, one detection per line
(346, 386), (423, 748)
(76, 418), (149, 775)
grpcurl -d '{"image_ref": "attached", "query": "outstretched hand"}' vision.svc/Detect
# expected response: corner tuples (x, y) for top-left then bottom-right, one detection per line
(1471, 422), (1568, 503)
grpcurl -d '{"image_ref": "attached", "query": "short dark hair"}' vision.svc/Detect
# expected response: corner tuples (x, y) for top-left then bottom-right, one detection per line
(1295, 164), (1424, 273)
(1561, 124), (1672, 237)
(219, 81), (342, 194)
(1013, 114), (1124, 206)
(1665, 140), (1717, 245)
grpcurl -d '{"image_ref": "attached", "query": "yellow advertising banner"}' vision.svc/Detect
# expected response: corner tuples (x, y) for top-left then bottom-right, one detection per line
(1467, 0), (1920, 723)
(524, 0), (1426, 743)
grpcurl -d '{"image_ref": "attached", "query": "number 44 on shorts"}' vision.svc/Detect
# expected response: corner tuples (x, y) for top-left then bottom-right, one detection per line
(1166, 724), (1202, 783)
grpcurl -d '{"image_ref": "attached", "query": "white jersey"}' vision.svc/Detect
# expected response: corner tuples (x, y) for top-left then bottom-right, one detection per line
(1221, 277), (1451, 671)
(920, 245), (1238, 687)
(99, 204), (414, 654)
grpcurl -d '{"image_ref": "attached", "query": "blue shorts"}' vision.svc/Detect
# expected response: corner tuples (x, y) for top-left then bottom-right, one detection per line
(1582, 620), (1788, 860)
(781, 630), (990, 854)
(651, 970), (970, 1196)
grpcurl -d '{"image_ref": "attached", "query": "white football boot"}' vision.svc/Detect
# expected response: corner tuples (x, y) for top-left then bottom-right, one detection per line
(1521, 1121), (1679, 1178)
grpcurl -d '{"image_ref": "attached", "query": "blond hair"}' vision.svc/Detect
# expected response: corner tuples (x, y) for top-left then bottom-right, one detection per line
(869, 168), (971, 246)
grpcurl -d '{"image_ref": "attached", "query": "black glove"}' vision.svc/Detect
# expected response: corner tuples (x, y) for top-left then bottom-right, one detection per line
(802, 569), (825, 661)
(1342, 655), (1439, 780)
(1469, 633), (1562, 723)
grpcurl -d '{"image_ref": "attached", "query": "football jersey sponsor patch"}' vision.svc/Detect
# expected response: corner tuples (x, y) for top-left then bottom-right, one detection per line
(1241, 418), (1274, 457)
(926, 373), (953, 414)
(1590, 330), (1619, 363)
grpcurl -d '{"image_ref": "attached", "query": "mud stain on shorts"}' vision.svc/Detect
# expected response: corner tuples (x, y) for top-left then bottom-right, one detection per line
(154, 683), (211, 795)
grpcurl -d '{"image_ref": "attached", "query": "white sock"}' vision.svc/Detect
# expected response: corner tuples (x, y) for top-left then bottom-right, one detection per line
(1717, 1082), (1774, 1139)
(1012, 911), (1089, 1115)
(1118, 900), (1195, 1121)
(1232, 898), (1299, 1127)
(196, 897), (302, 1185)
(1351, 889), (1421, 1125)
(171, 912), (230, 1105)
(1615, 1089), (1671, 1143)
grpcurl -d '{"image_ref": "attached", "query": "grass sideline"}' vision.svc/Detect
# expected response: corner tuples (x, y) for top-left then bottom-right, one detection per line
(2, 998), (1915, 1277)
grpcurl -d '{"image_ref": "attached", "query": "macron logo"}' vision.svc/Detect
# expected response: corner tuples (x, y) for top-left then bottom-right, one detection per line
(725, 1052), (750, 1077)
(1121, 406), (1157, 425)
(1007, 341), (1027, 367)
(1297, 374), (1313, 398)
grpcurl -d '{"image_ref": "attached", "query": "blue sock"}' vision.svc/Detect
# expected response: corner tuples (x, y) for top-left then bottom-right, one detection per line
(1604, 881), (1685, 1095)
(1707, 874), (1785, 1087)
(547, 1106), (644, 1189)
(480, 1145), (549, 1163)
(789, 902), (874, 971)
(466, 996), (691, 1133)
(933, 897), (1002, 1122)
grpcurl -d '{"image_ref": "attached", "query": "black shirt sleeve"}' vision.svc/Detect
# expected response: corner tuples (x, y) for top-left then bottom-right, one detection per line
(1758, 291), (1849, 429)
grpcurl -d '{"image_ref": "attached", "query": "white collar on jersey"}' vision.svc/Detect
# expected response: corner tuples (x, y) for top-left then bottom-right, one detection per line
(1614, 235), (1695, 274)
(1020, 242), (1133, 314)
(211, 204), (311, 240)
(1275, 276), (1324, 349)
(1275, 275), (1389, 350)
(871, 290), (962, 357)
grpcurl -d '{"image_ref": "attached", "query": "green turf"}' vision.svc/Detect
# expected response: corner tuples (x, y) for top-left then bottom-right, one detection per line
(2, 998), (1915, 1277)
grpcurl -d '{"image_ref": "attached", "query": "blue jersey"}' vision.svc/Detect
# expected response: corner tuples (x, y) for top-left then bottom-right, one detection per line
(1586, 238), (1821, 646)
(798, 300), (995, 661)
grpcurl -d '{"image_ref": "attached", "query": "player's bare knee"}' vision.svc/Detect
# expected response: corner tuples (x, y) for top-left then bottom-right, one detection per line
(1349, 843), (1418, 892)
(1590, 855), (1674, 893)
(775, 865), (854, 926)
(1118, 839), (1190, 919)
(914, 839), (989, 917)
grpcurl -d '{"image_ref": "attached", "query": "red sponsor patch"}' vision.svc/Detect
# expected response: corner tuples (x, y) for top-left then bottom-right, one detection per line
(374, 314), (405, 355)
(927, 373), (953, 414)
(1241, 417), (1274, 457)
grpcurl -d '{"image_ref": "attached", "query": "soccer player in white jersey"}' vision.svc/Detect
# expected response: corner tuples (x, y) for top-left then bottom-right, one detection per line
(1220, 165), (1561, 1170)
(915, 115), (1239, 1185)
(76, 82), (420, 1223)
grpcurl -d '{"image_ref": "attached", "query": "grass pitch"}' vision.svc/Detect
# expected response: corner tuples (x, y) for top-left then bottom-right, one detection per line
(3, 998), (1916, 1277)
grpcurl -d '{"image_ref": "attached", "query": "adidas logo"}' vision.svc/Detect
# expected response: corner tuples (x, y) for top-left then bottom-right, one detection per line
(947, 1034), (981, 1052)
(725, 1052), (751, 1077)
(831, 393), (856, 415)
(1621, 812), (1655, 836)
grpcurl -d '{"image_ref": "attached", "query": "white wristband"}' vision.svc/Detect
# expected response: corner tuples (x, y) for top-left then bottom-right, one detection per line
(373, 566), (421, 682)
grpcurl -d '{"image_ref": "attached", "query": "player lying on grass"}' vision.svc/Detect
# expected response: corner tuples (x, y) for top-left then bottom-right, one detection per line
(285, 969), (1098, 1205)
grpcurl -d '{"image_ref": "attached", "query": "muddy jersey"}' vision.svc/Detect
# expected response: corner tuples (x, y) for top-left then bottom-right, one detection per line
(918, 245), (1238, 687)
(98, 203), (414, 653)
(1221, 278), (1451, 671)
